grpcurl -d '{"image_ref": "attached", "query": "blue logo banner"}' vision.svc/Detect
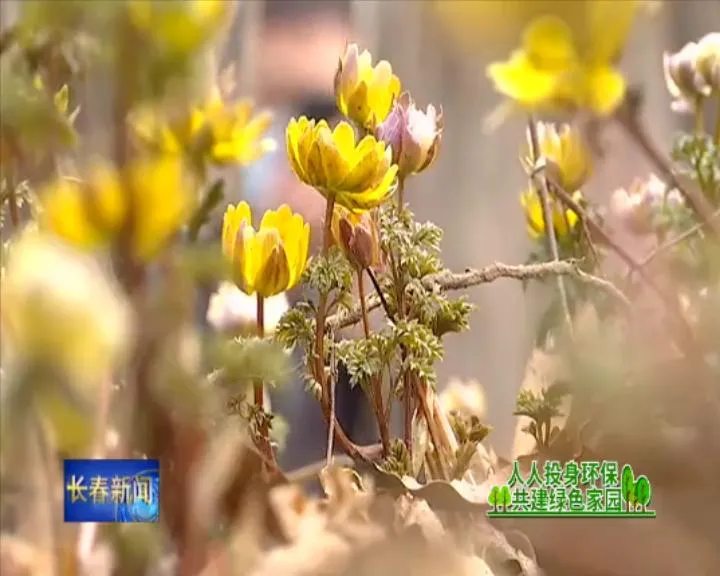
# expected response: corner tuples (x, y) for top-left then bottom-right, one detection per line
(64, 459), (160, 523)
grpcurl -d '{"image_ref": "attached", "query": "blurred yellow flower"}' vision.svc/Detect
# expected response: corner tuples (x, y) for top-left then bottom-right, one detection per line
(521, 186), (583, 241)
(128, 0), (231, 55)
(286, 117), (398, 211)
(131, 90), (275, 167)
(522, 122), (592, 193)
(334, 44), (402, 130)
(331, 205), (381, 270)
(40, 157), (196, 261)
(222, 202), (310, 298)
(432, 1), (660, 55)
(0, 232), (132, 387)
(487, 2), (646, 117)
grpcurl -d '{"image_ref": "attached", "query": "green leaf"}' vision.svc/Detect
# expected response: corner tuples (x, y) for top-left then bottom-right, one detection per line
(206, 336), (293, 389)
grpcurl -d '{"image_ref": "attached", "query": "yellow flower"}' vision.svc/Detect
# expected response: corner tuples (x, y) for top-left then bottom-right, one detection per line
(521, 186), (583, 241)
(286, 117), (398, 211)
(130, 90), (275, 167)
(40, 157), (196, 261)
(128, 0), (231, 55)
(203, 91), (276, 165)
(331, 206), (381, 270)
(487, 2), (646, 117)
(334, 44), (402, 130)
(0, 231), (132, 387)
(222, 202), (310, 298)
(522, 122), (592, 193)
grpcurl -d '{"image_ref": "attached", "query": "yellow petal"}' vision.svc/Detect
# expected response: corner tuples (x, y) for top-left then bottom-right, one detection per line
(522, 15), (578, 70)
(338, 164), (397, 211)
(331, 121), (357, 158)
(487, 52), (561, 108)
(339, 139), (386, 193)
(286, 117), (309, 182)
(292, 222), (310, 287)
(128, 157), (196, 261)
(583, 0), (639, 65)
(41, 180), (105, 249)
(319, 128), (349, 190)
(346, 83), (372, 128)
(585, 66), (626, 116)
(236, 222), (257, 294)
(254, 229), (290, 297)
(305, 136), (326, 190)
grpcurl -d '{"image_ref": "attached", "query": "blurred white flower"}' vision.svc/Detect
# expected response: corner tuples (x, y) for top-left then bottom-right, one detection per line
(206, 281), (289, 334)
(438, 378), (487, 420)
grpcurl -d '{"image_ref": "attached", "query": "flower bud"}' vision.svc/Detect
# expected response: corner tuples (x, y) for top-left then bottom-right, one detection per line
(334, 44), (401, 130)
(610, 174), (683, 235)
(663, 41), (711, 113)
(331, 206), (381, 270)
(524, 122), (591, 193)
(375, 92), (443, 180)
(696, 32), (720, 92)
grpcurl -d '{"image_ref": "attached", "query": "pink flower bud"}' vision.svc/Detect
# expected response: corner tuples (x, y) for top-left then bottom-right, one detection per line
(375, 92), (443, 180)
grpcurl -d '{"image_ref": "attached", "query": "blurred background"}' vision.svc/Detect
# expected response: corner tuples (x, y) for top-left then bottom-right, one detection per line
(1, 0), (719, 460)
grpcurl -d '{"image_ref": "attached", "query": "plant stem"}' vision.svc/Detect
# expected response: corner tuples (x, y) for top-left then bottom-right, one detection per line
(358, 269), (390, 454)
(694, 99), (705, 135)
(413, 376), (450, 480)
(714, 96), (720, 147)
(314, 195), (335, 398)
(314, 195), (365, 459)
(527, 117), (575, 340)
(255, 294), (275, 464)
(392, 177), (415, 457)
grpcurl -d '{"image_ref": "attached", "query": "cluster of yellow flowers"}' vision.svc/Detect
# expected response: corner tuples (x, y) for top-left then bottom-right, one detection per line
(130, 87), (276, 170)
(221, 44), (443, 301)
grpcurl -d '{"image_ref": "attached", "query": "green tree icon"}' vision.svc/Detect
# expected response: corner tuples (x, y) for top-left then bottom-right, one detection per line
(488, 486), (499, 510)
(634, 475), (652, 511)
(499, 485), (512, 510)
(621, 464), (636, 512)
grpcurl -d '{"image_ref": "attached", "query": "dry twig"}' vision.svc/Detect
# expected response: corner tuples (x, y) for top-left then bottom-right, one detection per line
(328, 260), (631, 331)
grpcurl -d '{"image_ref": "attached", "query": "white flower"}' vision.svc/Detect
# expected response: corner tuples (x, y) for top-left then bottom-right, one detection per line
(206, 281), (289, 333)
(439, 378), (487, 420)
(663, 41), (711, 114)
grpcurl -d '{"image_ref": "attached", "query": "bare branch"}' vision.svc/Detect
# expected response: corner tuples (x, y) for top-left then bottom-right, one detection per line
(327, 260), (631, 331)
(527, 118), (575, 339)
